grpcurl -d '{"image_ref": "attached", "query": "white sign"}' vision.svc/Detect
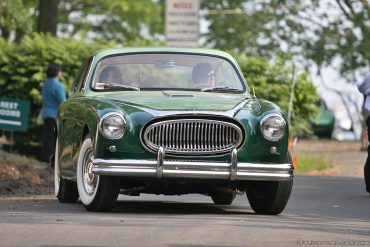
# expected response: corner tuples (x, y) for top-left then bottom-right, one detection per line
(165, 0), (199, 47)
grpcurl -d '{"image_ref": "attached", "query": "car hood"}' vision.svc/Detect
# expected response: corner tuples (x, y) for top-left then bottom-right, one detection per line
(97, 91), (249, 112)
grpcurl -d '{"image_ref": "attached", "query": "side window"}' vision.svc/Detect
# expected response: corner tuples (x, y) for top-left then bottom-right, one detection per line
(71, 58), (92, 94)
(76, 58), (92, 92)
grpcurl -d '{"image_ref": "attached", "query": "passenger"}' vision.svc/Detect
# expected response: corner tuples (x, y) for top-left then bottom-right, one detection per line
(98, 66), (124, 85)
(191, 63), (215, 88)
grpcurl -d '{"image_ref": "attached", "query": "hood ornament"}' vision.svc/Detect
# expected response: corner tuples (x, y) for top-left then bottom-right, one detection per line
(252, 85), (257, 99)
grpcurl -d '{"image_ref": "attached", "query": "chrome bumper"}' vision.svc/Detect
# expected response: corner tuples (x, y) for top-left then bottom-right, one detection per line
(92, 148), (294, 181)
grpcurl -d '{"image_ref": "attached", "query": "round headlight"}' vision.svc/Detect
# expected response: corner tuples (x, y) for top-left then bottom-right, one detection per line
(99, 113), (126, 139)
(260, 114), (286, 141)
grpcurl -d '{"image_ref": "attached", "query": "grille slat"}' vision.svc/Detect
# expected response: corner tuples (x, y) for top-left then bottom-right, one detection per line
(195, 122), (198, 150)
(211, 123), (214, 149)
(174, 123), (178, 149)
(143, 118), (244, 155)
(207, 123), (210, 149)
(200, 123), (204, 150)
(186, 123), (188, 149)
(179, 123), (182, 149)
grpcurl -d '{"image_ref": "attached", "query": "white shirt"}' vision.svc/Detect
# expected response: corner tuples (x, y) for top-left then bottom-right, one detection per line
(357, 72), (370, 111)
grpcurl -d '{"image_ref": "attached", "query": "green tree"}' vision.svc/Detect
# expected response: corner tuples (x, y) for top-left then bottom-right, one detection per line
(58, 0), (164, 42)
(203, 0), (370, 81)
(299, 1), (370, 80)
(237, 55), (319, 134)
(0, 0), (36, 42)
(202, 1), (287, 58)
(0, 0), (164, 43)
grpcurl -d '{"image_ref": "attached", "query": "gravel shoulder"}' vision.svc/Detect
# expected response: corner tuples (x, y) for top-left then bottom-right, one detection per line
(0, 163), (53, 197)
(292, 139), (366, 177)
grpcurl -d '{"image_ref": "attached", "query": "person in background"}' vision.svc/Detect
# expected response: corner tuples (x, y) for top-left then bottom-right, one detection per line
(41, 64), (65, 165)
(357, 71), (370, 196)
(360, 94), (370, 151)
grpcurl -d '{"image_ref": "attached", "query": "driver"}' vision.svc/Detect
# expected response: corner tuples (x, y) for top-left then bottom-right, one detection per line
(192, 63), (215, 88)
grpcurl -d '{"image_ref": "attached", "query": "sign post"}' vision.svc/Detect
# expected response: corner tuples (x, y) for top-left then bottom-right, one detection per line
(0, 98), (30, 132)
(165, 0), (200, 47)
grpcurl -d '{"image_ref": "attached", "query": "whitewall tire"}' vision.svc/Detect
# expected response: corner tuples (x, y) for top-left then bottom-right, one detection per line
(77, 136), (120, 211)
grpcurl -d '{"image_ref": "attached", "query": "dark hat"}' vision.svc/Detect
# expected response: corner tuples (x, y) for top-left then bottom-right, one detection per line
(192, 63), (213, 82)
(47, 64), (62, 78)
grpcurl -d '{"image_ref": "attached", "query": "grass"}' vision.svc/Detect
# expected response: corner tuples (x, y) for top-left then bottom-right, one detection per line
(0, 149), (44, 168)
(293, 153), (332, 173)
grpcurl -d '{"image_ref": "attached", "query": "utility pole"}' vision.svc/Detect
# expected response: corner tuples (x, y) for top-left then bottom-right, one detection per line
(288, 63), (297, 124)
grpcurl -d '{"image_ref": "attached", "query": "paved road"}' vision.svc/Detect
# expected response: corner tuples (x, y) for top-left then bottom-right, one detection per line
(0, 175), (369, 247)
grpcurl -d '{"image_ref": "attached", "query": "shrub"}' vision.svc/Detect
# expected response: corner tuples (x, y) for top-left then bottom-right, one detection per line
(237, 55), (319, 135)
(0, 34), (113, 156)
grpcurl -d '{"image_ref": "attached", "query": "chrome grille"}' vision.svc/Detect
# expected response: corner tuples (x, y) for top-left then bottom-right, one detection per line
(142, 119), (244, 155)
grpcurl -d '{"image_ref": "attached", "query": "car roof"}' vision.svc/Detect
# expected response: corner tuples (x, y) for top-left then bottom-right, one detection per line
(92, 47), (237, 62)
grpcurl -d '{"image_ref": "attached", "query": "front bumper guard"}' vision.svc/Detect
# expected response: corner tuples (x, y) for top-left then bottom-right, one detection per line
(92, 148), (294, 181)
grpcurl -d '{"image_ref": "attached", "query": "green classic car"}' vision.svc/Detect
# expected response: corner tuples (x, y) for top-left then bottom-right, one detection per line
(54, 47), (294, 214)
(310, 99), (336, 138)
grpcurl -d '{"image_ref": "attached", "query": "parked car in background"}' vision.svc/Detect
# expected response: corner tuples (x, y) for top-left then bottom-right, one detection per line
(54, 48), (294, 214)
(310, 98), (336, 138)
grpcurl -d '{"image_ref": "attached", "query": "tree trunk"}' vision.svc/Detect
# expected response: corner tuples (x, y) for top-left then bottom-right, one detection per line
(38, 0), (59, 36)
(14, 29), (24, 43)
(0, 26), (10, 39)
(0, 0), (3, 17)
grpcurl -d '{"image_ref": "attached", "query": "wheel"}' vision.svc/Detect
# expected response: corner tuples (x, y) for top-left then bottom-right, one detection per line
(77, 136), (120, 212)
(246, 153), (293, 215)
(55, 137), (79, 203)
(211, 192), (236, 205)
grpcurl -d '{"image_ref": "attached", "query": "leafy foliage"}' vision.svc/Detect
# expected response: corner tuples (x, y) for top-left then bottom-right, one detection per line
(237, 55), (319, 134)
(58, 0), (164, 42)
(0, 0), (164, 43)
(0, 33), (113, 153)
(297, 1), (370, 79)
(203, 0), (370, 81)
(0, 0), (36, 40)
(202, 1), (290, 57)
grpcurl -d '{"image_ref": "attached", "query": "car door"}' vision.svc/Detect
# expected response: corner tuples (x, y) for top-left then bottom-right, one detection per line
(59, 58), (92, 178)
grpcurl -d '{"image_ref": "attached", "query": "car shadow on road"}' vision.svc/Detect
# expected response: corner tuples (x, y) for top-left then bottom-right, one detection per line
(112, 200), (254, 215)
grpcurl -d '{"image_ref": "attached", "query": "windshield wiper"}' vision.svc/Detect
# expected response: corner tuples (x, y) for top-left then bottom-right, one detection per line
(100, 83), (140, 91)
(201, 86), (242, 92)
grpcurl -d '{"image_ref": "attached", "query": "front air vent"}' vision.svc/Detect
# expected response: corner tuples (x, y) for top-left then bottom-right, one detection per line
(141, 118), (244, 155)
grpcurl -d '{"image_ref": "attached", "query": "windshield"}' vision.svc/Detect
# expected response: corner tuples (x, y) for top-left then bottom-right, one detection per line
(92, 53), (246, 92)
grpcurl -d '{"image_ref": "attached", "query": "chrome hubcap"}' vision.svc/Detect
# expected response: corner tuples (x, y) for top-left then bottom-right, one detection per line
(82, 149), (98, 195)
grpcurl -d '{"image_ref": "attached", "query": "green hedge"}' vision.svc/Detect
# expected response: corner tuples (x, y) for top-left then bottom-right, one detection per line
(0, 34), (113, 155)
(0, 34), (318, 157)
